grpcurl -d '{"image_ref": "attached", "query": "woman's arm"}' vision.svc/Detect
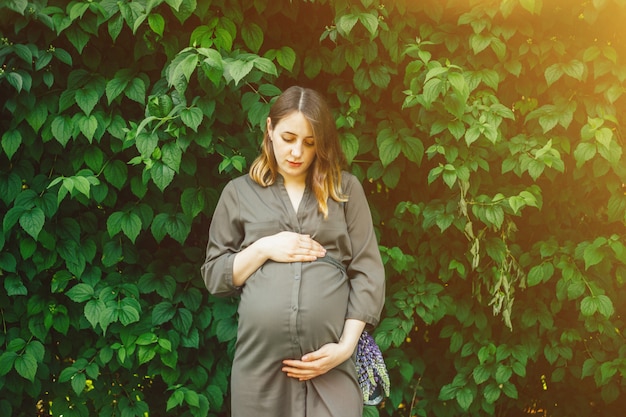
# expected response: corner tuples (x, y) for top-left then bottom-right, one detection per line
(281, 318), (366, 381)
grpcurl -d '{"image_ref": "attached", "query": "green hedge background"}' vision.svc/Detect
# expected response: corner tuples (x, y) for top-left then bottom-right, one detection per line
(1, 0), (625, 416)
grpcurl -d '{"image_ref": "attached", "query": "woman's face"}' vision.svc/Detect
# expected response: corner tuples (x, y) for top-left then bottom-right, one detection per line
(268, 111), (316, 184)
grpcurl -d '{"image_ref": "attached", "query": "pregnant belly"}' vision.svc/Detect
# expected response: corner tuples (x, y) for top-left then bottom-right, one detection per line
(237, 260), (349, 352)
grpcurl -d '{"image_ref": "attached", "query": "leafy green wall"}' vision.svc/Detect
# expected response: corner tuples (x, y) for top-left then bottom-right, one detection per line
(1, 0), (625, 416)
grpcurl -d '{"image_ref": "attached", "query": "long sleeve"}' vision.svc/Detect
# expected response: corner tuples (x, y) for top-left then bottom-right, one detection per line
(201, 180), (243, 297)
(343, 174), (386, 329)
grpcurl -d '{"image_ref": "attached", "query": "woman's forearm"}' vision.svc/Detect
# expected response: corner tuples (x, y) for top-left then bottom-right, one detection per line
(339, 319), (367, 354)
(232, 238), (270, 287)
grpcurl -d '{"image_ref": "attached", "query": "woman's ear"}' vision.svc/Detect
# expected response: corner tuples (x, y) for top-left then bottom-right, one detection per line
(266, 117), (272, 135)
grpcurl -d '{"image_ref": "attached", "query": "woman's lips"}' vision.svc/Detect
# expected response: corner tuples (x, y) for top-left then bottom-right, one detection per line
(288, 161), (302, 168)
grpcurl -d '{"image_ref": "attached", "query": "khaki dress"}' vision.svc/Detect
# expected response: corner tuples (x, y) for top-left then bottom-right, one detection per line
(201, 172), (385, 417)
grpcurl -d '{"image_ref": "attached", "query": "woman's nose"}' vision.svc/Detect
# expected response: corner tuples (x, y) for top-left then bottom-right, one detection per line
(291, 142), (303, 157)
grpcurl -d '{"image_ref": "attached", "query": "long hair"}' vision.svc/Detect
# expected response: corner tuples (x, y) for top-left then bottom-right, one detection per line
(249, 86), (347, 218)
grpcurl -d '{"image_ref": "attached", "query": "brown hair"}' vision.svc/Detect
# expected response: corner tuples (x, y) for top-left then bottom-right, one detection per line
(249, 86), (347, 218)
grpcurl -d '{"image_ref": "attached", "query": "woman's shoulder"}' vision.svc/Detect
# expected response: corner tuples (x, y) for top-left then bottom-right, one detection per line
(225, 173), (261, 190)
(340, 170), (363, 190)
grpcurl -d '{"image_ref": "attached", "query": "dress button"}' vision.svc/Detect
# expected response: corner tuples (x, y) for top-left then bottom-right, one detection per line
(294, 274), (300, 280)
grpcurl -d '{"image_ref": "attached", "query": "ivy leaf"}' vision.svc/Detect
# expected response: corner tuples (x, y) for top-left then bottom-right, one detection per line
(75, 88), (99, 116)
(573, 142), (596, 168)
(148, 13), (165, 37)
(66, 284), (95, 303)
(14, 353), (37, 382)
(4, 275), (27, 296)
(562, 60), (585, 81)
(51, 115), (74, 147)
(226, 59), (254, 85)
(377, 129), (401, 167)
(2, 129), (22, 159)
(358, 12), (379, 36)
(0, 351), (18, 376)
(596, 295), (614, 318)
(583, 239), (605, 270)
(150, 161), (175, 192)
(241, 22), (263, 53)
(336, 14), (359, 36)
(544, 64), (563, 86)
(19, 207), (45, 240)
(252, 57), (277, 76)
(77, 114), (98, 142)
(152, 301), (176, 325)
(84, 299), (105, 329)
(341, 133), (359, 164)
(456, 387), (473, 410)
(276, 47), (296, 72)
(180, 107), (203, 132)
(124, 77), (146, 105)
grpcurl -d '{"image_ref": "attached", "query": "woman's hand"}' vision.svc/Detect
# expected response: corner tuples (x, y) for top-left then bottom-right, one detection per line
(261, 231), (326, 263)
(232, 231), (325, 287)
(281, 342), (353, 381)
(281, 319), (366, 381)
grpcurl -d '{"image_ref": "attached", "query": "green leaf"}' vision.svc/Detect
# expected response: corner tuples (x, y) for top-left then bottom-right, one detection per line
(519, 0), (539, 14)
(150, 161), (176, 191)
(14, 353), (37, 382)
(276, 47), (296, 72)
(544, 64), (563, 86)
(180, 107), (203, 132)
(152, 301), (176, 325)
(241, 22), (263, 53)
(71, 372), (86, 395)
(19, 207), (45, 240)
(336, 14), (359, 36)
(596, 295), (614, 318)
(0, 351), (18, 376)
(583, 240), (605, 270)
(401, 136), (424, 165)
(470, 33), (491, 54)
(369, 65), (390, 88)
(75, 88), (99, 116)
(573, 142), (596, 167)
(125, 77), (146, 105)
(84, 299), (105, 329)
(25, 102), (48, 133)
(472, 365), (490, 384)
(120, 212), (142, 243)
(106, 74), (130, 104)
(77, 114), (98, 142)
(377, 129), (401, 167)
(226, 58), (254, 85)
(358, 12), (379, 36)
(2, 129), (22, 159)
(341, 133), (359, 164)
(5, 72), (23, 93)
(66, 283), (95, 303)
(252, 57), (277, 76)
(456, 387), (473, 411)
(4, 275), (27, 296)
(562, 60), (585, 81)
(148, 13), (165, 37)
(51, 115), (74, 147)
(103, 159), (128, 190)
(580, 296), (598, 316)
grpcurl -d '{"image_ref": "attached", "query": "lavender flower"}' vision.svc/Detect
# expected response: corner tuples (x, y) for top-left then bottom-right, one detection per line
(355, 331), (390, 405)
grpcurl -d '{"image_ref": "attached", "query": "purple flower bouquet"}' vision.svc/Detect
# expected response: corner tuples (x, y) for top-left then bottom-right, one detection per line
(355, 331), (390, 405)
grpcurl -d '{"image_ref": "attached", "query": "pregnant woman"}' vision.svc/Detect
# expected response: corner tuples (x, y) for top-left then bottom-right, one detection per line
(201, 86), (385, 417)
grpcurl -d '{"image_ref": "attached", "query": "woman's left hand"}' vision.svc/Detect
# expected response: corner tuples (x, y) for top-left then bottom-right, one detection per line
(281, 342), (353, 381)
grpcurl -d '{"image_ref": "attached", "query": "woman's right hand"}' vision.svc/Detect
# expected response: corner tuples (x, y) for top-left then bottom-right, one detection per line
(260, 231), (326, 263)
(232, 232), (325, 287)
